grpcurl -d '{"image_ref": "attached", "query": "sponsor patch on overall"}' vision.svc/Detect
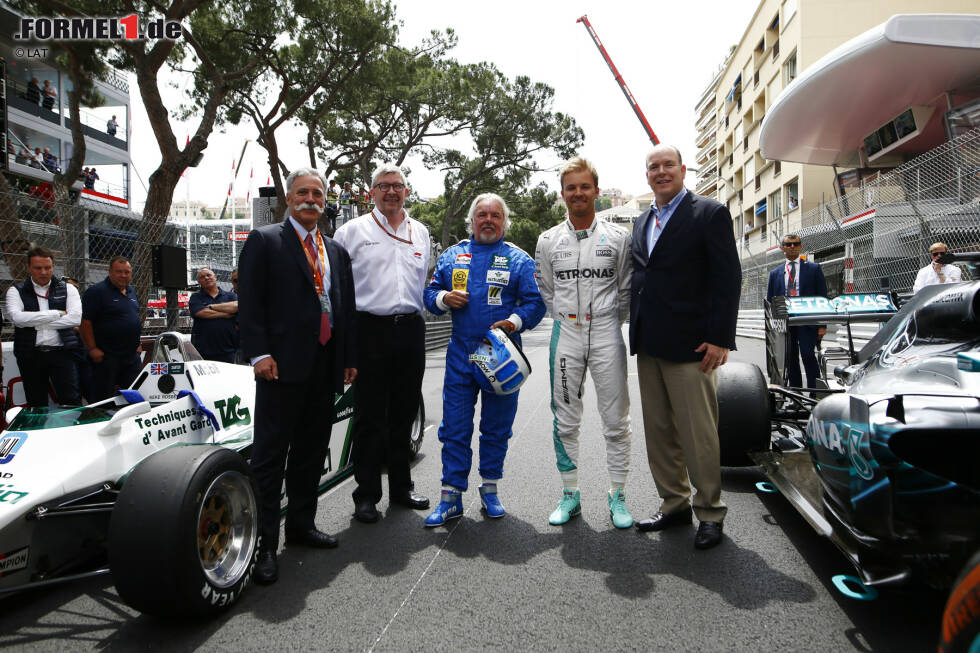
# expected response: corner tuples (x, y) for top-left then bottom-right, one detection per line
(599, 233), (608, 244)
(574, 230), (589, 241)
(486, 269), (510, 285)
(595, 247), (613, 257)
(452, 269), (469, 291)
(491, 255), (510, 269)
(487, 285), (503, 305)
(455, 253), (472, 265)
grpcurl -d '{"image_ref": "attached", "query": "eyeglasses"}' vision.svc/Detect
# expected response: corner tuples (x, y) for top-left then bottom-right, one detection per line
(931, 251), (947, 257)
(782, 242), (802, 247)
(373, 183), (405, 192)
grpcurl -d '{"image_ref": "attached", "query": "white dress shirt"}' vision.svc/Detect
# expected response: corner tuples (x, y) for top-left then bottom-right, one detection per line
(333, 208), (430, 315)
(5, 280), (82, 347)
(782, 259), (801, 296)
(913, 263), (962, 294)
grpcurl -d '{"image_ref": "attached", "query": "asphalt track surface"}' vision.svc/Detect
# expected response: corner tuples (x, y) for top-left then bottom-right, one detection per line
(0, 322), (948, 652)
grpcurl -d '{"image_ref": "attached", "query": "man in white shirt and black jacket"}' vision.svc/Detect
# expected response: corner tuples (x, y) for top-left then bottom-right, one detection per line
(5, 246), (82, 406)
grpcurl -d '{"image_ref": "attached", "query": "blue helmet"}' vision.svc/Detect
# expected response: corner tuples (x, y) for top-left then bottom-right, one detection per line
(468, 328), (532, 395)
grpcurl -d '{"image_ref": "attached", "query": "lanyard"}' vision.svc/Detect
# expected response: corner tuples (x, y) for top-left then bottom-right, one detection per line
(371, 208), (413, 244)
(296, 228), (327, 296)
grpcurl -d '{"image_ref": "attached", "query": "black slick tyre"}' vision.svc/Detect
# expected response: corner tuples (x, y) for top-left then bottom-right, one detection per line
(109, 446), (259, 617)
(717, 362), (771, 466)
(939, 550), (980, 653)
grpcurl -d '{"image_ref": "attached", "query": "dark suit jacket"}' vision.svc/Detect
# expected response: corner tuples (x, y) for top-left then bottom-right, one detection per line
(238, 218), (356, 386)
(766, 258), (827, 302)
(629, 191), (741, 362)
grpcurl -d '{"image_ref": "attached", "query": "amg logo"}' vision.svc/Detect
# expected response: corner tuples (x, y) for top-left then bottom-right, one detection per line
(560, 357), (569, 404)
(554, 268), (614, 281)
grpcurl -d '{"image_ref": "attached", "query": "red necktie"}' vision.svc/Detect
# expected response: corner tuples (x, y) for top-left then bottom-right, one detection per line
(305, 234), (332, 345)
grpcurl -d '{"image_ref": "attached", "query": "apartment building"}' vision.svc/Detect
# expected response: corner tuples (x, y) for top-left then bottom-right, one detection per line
(703, 0), (978, 258)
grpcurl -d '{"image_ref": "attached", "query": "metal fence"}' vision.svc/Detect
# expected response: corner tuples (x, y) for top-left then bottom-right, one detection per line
(739, 127), (980, 310)
(0, 181), (181, 338)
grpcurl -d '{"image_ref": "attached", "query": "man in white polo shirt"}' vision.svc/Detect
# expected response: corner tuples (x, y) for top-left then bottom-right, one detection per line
(334, 163), (431, 523)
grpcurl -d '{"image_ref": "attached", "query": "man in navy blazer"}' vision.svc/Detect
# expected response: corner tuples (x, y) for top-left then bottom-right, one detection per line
(239, 168), (357, 585)
(629, 144), (741, 550)
(766, 233), (827, 389)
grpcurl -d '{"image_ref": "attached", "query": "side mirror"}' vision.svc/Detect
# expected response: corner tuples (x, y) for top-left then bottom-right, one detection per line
(98, 402), (152, 436)
(834, 364), (862, 386)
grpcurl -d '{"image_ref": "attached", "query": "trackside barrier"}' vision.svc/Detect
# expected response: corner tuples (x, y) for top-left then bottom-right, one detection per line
(424, 320), (452, 351)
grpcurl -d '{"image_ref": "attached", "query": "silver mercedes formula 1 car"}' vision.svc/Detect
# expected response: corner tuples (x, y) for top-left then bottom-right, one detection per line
(717, 257), (980, 652)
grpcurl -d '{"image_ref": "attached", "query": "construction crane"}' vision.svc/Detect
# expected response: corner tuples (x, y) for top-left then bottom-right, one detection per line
(576, 15), (659, 146)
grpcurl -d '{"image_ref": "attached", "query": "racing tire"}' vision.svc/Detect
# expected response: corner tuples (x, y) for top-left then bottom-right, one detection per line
(938, 550), (980, 653)
(717, 362), (771, 466)
(408, 394), (425, 461)
(109, 446), (259, 617)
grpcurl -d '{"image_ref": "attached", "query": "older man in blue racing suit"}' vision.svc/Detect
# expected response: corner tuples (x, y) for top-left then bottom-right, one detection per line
(422, 193), (545, 526)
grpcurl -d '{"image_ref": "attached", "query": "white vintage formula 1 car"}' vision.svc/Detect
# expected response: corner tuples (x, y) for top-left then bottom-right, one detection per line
(0, 333), (424, 617)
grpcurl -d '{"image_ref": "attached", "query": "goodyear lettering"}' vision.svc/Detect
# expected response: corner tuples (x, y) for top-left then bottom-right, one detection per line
(214, 395), (252, 429)
(554, 268), (615, 281)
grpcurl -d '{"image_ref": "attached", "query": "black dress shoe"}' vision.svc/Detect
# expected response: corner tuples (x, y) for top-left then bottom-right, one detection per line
(285, 528), (339, 549)
(694, 521), (724, 550)
(254, 550), (278, 585)
(353, 500), (380, 523)
(390, 491), (430, 510)
(635, 507), (694, 532)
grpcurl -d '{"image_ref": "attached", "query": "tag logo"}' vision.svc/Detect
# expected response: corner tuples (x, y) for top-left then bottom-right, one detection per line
(488, 285), (503, 305)
(452, 269), (469, 291)
(486, 270), (510, 286)
(214, 395), (251, 429)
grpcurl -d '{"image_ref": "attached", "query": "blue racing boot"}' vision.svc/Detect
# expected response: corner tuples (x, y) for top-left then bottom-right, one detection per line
(479, 483), (505, 518)
(608, 489), (633, 529)
(424, 489), (463, 527)
(548, 489), (581, 525)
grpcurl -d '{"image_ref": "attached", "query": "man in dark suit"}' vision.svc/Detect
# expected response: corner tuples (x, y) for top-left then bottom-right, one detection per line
(766, 233), (827, 388)
(238, 167), (357, 585)
(629, 144), (741, 550)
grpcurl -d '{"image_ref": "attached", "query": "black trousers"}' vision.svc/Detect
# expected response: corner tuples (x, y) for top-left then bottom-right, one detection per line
(92, 351), (142, 401)
(251, 340), (334, 552)
(351, 312), (425, 504)
(17, 348), (81, 407)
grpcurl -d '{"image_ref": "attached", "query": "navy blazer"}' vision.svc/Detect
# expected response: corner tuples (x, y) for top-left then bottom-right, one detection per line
(766, 258), (827, 302)
(629, 191), (741, 362)
(238, 218), (356, 386)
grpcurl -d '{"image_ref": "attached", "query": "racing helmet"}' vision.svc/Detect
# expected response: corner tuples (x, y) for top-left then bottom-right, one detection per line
(469, 328), (532, 395)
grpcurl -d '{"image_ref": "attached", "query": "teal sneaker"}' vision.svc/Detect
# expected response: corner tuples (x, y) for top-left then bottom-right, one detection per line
(608, 490), (633, 529)
(424, 489), (463, 527)
(479, 484), (505, 518)
(548, 489), (581, 525)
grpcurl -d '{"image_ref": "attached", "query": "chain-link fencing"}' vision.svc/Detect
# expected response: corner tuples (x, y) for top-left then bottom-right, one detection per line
(739, 127), (980, 310)
(0, 181), (182, 339)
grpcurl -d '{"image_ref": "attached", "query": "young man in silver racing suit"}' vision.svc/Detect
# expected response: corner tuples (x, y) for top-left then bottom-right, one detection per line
(534, 156), (634, 528)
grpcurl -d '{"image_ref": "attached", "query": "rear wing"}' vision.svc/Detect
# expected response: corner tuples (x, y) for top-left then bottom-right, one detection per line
(769, 293), (898, 327)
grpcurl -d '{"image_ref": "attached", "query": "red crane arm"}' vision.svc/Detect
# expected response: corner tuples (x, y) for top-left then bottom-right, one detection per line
(576, 15), (659, 145)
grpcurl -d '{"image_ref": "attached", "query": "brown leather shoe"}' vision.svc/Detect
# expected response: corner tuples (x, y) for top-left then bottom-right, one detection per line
(635, 507), (693, 532)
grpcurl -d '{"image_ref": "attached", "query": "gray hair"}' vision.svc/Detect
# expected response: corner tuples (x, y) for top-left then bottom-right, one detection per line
(371, 163), (407, 188)
(465, 193), (512, 235)
(285, 167), (327, 193)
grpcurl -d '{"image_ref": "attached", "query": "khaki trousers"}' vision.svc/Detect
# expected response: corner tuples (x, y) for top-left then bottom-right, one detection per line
(636, 351), (727, 523)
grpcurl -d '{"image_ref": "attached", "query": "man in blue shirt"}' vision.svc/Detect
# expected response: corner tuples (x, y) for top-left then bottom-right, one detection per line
(189, 267), (239, 363)
(80, 256), (143, 401)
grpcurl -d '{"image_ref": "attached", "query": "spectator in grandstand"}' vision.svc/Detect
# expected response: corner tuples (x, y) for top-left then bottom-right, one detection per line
(41, 80), (57, 110)
(80, 256), (143, 401)
(25, 78), (41, 105)
(189, 267), (239, 363)
(107, 115), (118, 137)
(913, 241), (962, 294)
(5, 246), (82, 407)
(86, 168), (99, 190)
(32, 148), (43, 169)
(16, 147), (31, 165)
(42, 148), (58, 173)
